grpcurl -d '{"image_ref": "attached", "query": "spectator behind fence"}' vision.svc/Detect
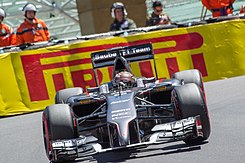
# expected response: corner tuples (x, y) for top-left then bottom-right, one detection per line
(0, 8), (16, 47)
(146, 0), (171, 26)
(16, 3), (50, 45)
(109, 2), (137, 31)
(201, 0), (235, 18)
(240, 4), (245, 14)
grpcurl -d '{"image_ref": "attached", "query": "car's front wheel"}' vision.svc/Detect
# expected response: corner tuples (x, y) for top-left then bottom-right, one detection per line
(42, 104), (78, 162)
(172, 83), (210, 145)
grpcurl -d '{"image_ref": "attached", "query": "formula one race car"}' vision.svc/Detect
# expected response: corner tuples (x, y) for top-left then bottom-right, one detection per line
(42, 43), (210, 162)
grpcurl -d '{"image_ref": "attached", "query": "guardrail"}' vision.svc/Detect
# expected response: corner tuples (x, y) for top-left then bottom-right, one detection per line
(1, 14), (244, 54)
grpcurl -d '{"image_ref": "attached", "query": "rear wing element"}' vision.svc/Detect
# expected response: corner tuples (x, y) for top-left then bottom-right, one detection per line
(91, 43), (154, 69)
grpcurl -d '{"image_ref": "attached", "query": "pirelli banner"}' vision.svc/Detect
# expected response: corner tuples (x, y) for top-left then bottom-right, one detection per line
(1, 19), (245, 116)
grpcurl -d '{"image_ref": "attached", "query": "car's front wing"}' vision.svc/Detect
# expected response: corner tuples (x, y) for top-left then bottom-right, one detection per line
(50, 116), (202, 161)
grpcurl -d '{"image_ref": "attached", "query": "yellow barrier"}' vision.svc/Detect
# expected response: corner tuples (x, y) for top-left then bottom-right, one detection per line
(1, 19), (245, 116)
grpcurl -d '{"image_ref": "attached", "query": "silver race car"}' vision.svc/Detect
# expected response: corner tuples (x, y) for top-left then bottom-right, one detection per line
(42, 43), (210, 162)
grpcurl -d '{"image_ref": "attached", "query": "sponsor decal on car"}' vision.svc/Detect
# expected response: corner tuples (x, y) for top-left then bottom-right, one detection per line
(80, 99), (92, 104)
(110, 99), (130, 105)
(155, 86), (167, 92)
(111, 108), (132, 120)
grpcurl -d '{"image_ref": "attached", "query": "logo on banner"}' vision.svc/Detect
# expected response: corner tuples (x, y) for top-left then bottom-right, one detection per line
(21, 32), (207, 101)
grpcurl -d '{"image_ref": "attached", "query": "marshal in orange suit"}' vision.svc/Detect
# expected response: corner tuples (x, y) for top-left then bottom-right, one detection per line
(202, 0), (235, 17)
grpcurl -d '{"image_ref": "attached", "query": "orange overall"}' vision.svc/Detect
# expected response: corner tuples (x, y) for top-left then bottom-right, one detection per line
(16, 18), (50, 45)
(0, 23), (16, 47)
(240, 4), (245, 13)
(202, 0), (235, 17)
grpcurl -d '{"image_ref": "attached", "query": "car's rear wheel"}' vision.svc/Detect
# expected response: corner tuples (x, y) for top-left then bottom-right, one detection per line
(172, 83), (210, 145)
(172, 69), (204, 92)
(42, 104), (78, 162)
(55, 87), (83, 104)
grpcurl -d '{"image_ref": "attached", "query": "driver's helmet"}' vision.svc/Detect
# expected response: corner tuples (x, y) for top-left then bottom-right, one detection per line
(113, 71), (136, 87)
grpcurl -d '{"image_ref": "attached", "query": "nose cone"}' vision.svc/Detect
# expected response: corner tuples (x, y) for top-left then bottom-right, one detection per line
(107, 92), (137, 146)
(117, 123), (130, 146)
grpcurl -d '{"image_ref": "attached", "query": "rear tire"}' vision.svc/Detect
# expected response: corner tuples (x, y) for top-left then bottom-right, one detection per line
(55, 87), (83, 104)
(172, 69), (204, 92)
(172, 83), (210, 145)
(42, 104), (77, 162)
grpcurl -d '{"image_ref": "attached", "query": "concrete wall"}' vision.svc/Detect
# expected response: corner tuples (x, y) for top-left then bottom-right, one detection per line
(76, 0), (147, 35)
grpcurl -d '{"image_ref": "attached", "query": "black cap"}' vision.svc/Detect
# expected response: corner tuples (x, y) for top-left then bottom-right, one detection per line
(153, 1), (162, 8)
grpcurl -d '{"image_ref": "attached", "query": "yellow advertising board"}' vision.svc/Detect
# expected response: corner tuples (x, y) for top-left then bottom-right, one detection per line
(0, 19), (245, 116)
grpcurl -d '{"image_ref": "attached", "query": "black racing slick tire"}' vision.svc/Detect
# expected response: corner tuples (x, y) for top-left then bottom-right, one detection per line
(172, 83), (210, 145)
(55, 87), (83, 104)
(42, 104), (78, 162)
(172, 69), (204, 92)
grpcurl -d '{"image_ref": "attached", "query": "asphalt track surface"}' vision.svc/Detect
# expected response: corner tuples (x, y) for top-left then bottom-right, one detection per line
(1, 76), (245, 163)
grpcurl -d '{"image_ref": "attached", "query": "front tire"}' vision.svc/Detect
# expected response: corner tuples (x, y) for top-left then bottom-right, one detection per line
(42, 104), (77, 162)
(172, 83), (210, 145)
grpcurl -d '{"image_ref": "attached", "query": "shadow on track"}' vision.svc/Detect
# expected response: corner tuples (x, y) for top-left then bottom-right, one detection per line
(72, 141), (208, 163)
